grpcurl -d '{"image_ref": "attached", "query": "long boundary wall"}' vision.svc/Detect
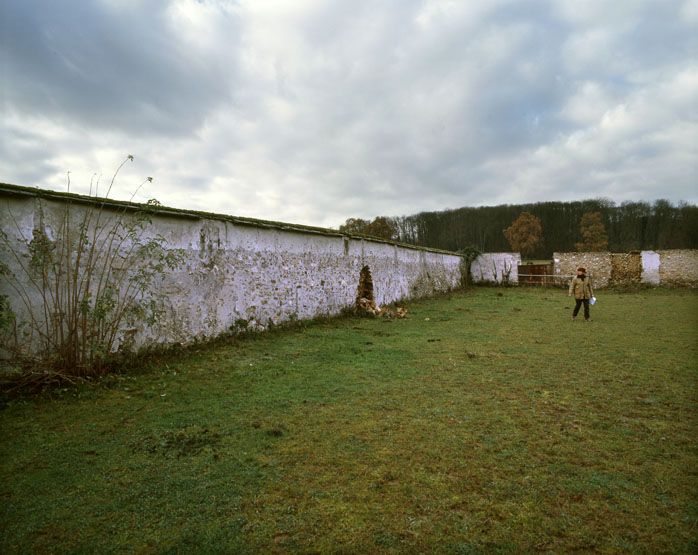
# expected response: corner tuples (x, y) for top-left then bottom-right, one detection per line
(1, 184), (463, 355)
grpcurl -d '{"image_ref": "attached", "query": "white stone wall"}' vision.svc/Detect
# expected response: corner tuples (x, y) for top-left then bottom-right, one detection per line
(1, 190), (463, 355)
(470, 253), (521, 284)
(641, 251), (660, 285)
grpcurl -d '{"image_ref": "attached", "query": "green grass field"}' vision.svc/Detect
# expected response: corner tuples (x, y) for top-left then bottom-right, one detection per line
(1, 287), (697, 553)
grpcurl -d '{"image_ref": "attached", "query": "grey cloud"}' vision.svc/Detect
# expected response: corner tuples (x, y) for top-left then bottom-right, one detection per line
(0, 127), (61, 186)
(0, 0), (241, 136)
(0, 0), (695, 229)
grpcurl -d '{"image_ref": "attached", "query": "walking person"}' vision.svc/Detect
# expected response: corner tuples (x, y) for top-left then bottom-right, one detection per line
(568, 267), (594, 321)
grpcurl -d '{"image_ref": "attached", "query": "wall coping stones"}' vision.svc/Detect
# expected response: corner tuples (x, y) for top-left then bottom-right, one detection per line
(0, 182), (459, 258)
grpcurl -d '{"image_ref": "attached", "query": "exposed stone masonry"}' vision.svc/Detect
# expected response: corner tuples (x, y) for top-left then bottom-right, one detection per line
(554, 250), (698, 288)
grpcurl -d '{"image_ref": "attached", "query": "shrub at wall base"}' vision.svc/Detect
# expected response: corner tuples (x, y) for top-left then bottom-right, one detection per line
(1, 193), (184, 377)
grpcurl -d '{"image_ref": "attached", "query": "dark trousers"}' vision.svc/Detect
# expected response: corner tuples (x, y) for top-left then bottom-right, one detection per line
(573, 299), (590, 320)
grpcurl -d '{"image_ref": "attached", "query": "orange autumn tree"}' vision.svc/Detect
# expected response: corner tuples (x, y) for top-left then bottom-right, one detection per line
(576, 211), (609, 251)
(339, 216), (397, 240)
(503, 211), (543, 257)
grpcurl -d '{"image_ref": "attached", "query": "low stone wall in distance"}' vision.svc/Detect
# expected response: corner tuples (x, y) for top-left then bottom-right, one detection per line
(553, 252), (612, 287)
(610, 253), (642, 285)
(554, 250), (698, 288)
(657, 250), (698, 286)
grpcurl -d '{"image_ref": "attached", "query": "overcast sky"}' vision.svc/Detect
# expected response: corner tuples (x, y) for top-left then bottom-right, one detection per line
(1, 0), (696, 228)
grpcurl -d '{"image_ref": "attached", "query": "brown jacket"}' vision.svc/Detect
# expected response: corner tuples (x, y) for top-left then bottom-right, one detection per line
(569, 276), (594, 299)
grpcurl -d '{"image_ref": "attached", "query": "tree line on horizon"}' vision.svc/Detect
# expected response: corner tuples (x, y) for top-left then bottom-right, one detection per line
(339, 199), (698, 260)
